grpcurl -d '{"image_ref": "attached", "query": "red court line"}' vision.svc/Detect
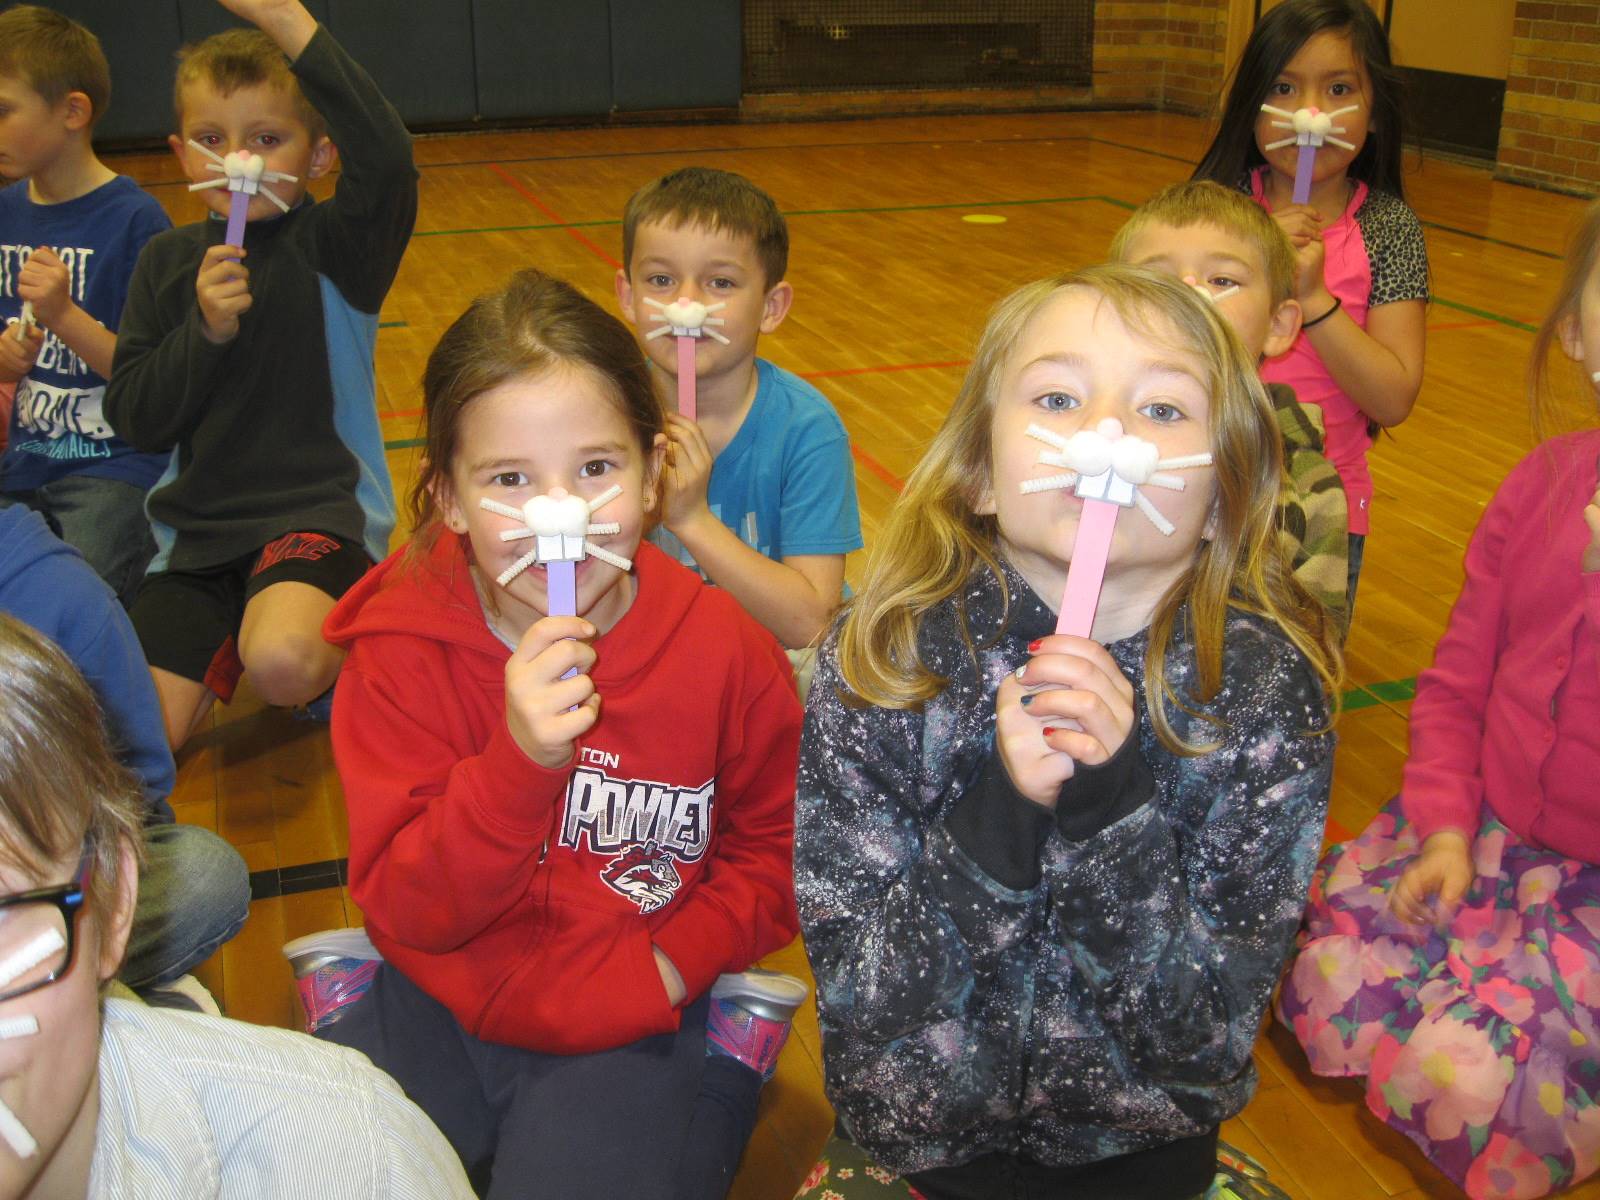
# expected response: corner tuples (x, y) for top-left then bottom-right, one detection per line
(1427, 319), (1502, 332)
(801, 359), (970, 381)
(1325, 817), (1353, 843)
(852, 444), (906, 492)
(486, 163), (622, 270)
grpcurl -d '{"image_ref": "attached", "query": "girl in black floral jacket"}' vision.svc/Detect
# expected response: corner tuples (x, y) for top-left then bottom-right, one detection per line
(795, 266), (1343, 1200)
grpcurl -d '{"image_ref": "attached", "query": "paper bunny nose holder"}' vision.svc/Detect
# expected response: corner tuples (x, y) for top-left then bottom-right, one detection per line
(186, 142), (300, 251)
(1259, 104), (1359, 205)
(1021, 419), (1213, 638)
(644, 297), (728, 421)
(479, 485), (631, 617)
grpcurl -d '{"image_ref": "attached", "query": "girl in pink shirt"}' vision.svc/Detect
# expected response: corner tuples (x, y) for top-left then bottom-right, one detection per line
(1277, 201), (1600, 1200)
(1194, 0), (1429, 610)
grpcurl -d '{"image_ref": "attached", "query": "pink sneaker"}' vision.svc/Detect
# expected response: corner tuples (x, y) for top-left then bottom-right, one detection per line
(282, 928), (381, 1034)
(705, 968), (809, 1082)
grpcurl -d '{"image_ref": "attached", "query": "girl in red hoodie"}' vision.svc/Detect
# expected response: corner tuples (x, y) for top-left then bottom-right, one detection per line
(311, 269), (804, 1199)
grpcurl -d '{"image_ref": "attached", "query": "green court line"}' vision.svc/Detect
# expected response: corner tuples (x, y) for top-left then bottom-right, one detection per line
(385, 437), (425, 450)
(1343, 676), (1418, 711)
(1430, 297), (1536, 332)
(378, 320), (407, 328)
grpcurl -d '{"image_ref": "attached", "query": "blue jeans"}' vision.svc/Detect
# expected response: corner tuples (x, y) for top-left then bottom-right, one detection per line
(121, 823), (251, 990)
(1, 474), (155, 608)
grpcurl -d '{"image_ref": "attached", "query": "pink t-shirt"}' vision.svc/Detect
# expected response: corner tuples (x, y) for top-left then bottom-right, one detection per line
(1251, 169), (1429, 536)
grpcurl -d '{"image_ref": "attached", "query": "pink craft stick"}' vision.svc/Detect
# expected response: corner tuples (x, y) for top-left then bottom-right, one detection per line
(1056, 498), (1120, 637)
(225, 190), (249, 255)
(1292, 143), (1317, 206)
(676, 335), (697, 420)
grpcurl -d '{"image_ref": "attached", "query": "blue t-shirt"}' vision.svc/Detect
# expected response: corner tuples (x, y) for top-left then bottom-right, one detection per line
(651, 358), (862, 574)
(0, 176), (171, 492)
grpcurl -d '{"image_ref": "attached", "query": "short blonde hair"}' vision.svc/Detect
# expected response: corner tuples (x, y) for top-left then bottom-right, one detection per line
(0, 615), (142, 922)
(0, 5), (110, 127)
(174, 27), (323, 140)
(834, 265), (1340, 752)
(1110, 181), (1297, 310)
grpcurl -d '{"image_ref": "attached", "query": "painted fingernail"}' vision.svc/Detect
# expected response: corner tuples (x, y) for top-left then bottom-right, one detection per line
(1020, 694), (1033, 707)
(1027, 639), (1042, 652)
(1014, 664), (1026, 680)
(1042, 727), (1059, 737)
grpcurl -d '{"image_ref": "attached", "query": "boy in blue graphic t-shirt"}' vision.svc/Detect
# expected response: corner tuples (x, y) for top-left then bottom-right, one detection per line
(615, 167), (862, 658)
(0, 6), (171, 606)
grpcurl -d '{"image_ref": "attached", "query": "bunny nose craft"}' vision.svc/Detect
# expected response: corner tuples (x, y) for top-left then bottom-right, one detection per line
(643, 295), (730, 422)
(1181, 274), (1240, 305)
(479, 484), (631, 599)
(223, 151), (266, 183)
(1259, 102), (1359, 205)
(186, 138), (301, 251)
(1021, 421), (1213, 638)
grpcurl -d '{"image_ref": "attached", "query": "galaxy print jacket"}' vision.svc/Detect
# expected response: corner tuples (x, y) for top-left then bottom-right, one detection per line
(796, 558), (1333, 1174)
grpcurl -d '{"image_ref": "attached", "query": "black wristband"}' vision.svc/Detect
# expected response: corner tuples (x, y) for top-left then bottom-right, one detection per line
(1302, 296), (1343, 329)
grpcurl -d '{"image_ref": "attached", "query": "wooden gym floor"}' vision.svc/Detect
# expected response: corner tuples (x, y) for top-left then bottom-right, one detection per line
(105, 108), (1593, 1199)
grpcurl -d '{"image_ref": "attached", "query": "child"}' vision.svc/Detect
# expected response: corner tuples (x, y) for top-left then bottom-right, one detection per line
(0, 5), (171, 607)
(614, 166), (862, 655)
(1193, 0), (1429, 609)
(104, 0), (417, 749)
(794, 265), (1342, 1199)
(1112, 179), (1351, 629)
(0, 503), (249, 1005)
(1276, 202), (1600, 1200)
(316, 269), (805, 1198)
(0, 612), (474, 1199)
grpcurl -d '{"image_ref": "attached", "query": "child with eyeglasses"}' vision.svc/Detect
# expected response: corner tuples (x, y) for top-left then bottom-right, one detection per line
(0, 612), (473, 1199)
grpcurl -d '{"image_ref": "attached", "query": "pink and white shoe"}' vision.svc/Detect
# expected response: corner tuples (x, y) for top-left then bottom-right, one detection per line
(282, 928), (382, 1034)
(705, 968), (809, 1082)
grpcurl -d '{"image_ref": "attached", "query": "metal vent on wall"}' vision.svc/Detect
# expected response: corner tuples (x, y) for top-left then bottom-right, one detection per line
(743, 1), (1093, 93)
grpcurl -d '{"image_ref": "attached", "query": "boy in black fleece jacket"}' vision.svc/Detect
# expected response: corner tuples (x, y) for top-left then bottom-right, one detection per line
(105, 0), (416, 749)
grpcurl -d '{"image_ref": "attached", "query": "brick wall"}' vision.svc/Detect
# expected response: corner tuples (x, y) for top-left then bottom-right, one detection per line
(1496, 1), (1600, 193)
(1092, 0), (1231, 113)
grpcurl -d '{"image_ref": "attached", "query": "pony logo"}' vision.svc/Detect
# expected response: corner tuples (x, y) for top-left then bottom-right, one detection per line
(601, 841), (682, 914)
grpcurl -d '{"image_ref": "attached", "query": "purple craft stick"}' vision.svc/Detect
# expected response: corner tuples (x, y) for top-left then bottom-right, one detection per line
(225, 190), (249, 255)
(547, 559), (579, 680)
(1293, 143), (1317, 205)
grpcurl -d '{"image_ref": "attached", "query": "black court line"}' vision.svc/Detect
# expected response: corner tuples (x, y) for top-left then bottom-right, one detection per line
(250, 856), (348, 902)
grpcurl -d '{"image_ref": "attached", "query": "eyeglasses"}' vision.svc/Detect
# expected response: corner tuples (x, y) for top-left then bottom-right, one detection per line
(0, 845), (92, 1005)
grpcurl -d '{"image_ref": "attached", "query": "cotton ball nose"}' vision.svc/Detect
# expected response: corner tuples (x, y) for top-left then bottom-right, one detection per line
(1110, 436), (1160, 484)
(522, 488), (590, 538)
(1062, 420), (1121, 476)
(662, 298), (709, 329)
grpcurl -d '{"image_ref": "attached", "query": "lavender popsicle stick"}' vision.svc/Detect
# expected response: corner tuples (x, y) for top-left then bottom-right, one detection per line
(225, 190), (249, 253)
(1292, 143), (1317, 205)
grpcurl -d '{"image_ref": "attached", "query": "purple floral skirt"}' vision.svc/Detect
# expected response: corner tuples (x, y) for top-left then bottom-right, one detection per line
(1276, 798), (1600, 1199)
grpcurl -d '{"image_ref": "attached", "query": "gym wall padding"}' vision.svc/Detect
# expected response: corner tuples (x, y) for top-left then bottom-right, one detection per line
(49, 1), (740, 146)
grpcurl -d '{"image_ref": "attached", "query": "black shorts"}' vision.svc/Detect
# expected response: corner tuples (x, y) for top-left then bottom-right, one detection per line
(131, 531), (371, 702)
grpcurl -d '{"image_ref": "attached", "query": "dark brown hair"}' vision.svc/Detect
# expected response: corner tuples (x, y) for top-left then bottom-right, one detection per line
(0, 614), (142, 920)
(174, 27), (323, 140)
(622, 167), (788, 289)
(0, 5), (111, 127)
(409, 269), (664, 555)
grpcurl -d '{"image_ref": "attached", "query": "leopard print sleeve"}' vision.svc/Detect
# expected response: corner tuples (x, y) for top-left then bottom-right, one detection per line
(1356, 188), (1431, 307)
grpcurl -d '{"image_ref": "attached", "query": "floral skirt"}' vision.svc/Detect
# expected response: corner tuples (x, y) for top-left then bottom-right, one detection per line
(1276, 798), (1600, 1199)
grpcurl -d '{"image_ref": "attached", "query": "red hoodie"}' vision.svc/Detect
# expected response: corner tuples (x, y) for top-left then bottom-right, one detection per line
(322, 533), (801, 1055)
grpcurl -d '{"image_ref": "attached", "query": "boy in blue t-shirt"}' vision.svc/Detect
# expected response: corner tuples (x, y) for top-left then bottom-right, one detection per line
(614, 167), (862, 652)
(0, 6), (171, 606)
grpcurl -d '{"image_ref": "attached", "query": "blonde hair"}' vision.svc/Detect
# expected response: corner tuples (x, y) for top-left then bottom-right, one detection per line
(0, 5), (110, 127)
(0, 615), (142, 921)
(835, 265), (1341, 753)
(622, 167), (788, 289)
(174, 27), (324, 140)
(1529, 200), (1600, 441)
(1110, 180), (1298, 310)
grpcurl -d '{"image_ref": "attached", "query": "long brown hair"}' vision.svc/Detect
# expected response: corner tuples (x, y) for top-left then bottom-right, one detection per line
(1529, 200), (1600, 442)
(835, 266), (1341, 753)
(0, 615), (142, 919)
(408, 269), (664, 561)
